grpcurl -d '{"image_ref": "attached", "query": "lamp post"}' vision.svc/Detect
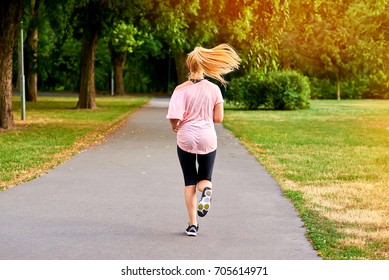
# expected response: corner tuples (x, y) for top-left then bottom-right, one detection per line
(19, 20), (26, 120)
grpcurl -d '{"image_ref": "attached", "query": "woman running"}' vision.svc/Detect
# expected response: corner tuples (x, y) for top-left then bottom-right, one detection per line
(167, 44), (241, 236)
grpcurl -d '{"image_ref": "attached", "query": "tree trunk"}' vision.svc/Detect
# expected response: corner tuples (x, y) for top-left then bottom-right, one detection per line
(25, 26), (38, 102)
(0, 0), (23, 129)
(109, 45), (127, 96)
(76, 32), (99, 109)
(173, 52), (188, 84)
(336, 73), (341, 100)
(24, 0), (42, 102)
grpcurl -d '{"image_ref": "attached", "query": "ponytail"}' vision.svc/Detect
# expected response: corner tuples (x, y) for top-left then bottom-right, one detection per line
(187, 44), (241, 85)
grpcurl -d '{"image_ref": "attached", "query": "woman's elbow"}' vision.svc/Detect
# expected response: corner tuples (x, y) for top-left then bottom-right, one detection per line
(213, 116), (223, 123)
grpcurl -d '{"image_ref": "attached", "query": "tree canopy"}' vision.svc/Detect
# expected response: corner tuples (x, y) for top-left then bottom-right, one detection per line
(0, 0), (388, 128)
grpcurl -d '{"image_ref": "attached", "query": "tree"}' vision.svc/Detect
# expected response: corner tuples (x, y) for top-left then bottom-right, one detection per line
(43, 0), (81, 91)
(71, 0), (104, 109)
(148, 0), (231, 83)
(280, 0), (388, 99)
(150, 0), (290, 83)
(24, 0), (44, 102)
(42, 0), (154, 98)
(108, 22), (144, 95)
(222, 0), (290, 74)
(0, 0), (25, 129)
(151, 0), (206, 83)
(347, 0), (389, 98)
(69, 0), (147, 108)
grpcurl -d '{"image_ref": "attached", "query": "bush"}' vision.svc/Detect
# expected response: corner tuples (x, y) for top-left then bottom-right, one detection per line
(226, 71), (266, 109)
(227, 70), (311, 110)
(310, 78), (336, 99)
(265, 70), (311, 110)
(363, 72), (389, 99)
(310, 77), (370, 99)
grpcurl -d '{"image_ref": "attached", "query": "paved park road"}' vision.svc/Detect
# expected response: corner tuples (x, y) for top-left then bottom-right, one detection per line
(0, 98), (319, 260)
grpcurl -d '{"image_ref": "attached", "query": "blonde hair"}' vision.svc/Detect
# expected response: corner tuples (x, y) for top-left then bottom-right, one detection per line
(187, 44), (241, 85)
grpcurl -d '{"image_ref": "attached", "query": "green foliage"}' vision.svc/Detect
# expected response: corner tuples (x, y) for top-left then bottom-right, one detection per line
(364, 71), (389, 99)
(310, 75), (389, 100)
(227, 70), (311, 110)
(95, 40), (112, 91)
(239, 1), (289, 74)
(124, 54), (169, 93)
(152, 0), (201, 51)
(226, 72), (266, 110)
(9, 0), (389, 98)
(309, 78), (337, 99)
(281, 0), (388, 99)
(49, 37), (81, 91)
(108, 21), (144, 53)
(265, 70), (311, 110)
(124, 54), (152, 93)
(36, 18), (55, 83)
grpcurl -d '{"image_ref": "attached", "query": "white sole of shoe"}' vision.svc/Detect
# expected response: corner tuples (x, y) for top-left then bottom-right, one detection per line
(198, 188), (212, 216)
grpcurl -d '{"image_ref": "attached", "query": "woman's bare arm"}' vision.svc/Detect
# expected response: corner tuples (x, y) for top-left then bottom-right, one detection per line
(213, 103), (224, 123)
(170, 119), (181, 132)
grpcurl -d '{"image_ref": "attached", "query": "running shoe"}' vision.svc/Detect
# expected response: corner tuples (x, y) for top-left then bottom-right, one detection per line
(197, 187), (212, 217)
(185, 223), (199, 237)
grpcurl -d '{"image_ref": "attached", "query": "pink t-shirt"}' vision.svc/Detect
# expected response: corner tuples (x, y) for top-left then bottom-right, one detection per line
(166, 80), (224, 154)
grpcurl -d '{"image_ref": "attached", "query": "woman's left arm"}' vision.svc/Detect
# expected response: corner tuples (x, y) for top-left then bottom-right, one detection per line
(170, 119), (181, 132)
(213, 103), (224, 123)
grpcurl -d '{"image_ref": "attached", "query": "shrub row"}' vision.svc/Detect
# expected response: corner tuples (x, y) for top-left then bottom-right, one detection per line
(310, 76), (389, 100)
(226, 70), (311, 110)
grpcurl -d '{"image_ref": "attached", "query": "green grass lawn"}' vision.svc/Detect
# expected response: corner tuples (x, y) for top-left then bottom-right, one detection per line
(0, 96), (149, 190)
(224, 100), (389, 260)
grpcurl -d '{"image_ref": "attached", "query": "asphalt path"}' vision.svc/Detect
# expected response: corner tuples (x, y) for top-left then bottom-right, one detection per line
(0, 98), (319, 260)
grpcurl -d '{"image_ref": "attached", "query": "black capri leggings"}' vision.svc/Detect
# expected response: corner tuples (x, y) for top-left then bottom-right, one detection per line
(177, 146), (217, 186)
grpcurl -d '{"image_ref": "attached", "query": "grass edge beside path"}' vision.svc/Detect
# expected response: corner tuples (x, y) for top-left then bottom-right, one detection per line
(0, 96), (150, 191)
(223, 100), (389, 260)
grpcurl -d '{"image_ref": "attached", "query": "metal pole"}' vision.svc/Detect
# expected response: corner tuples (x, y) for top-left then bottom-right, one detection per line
(111, 67), (114, 96)
(20, 21), (26, 120)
